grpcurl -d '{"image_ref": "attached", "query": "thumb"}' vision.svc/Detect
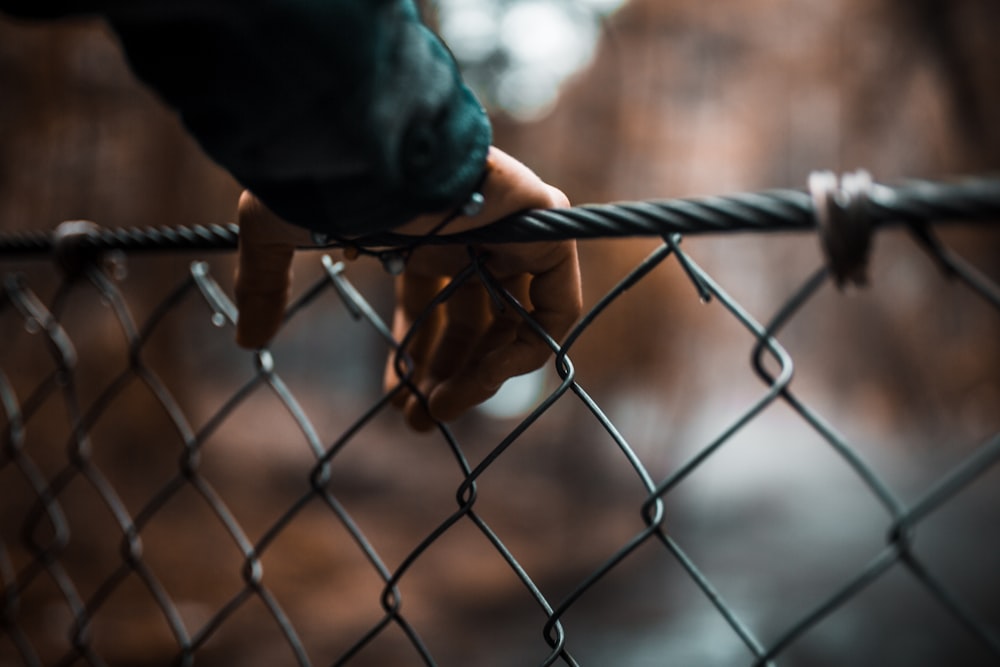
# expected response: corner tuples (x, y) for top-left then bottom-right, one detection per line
(234, 191), (304, 348)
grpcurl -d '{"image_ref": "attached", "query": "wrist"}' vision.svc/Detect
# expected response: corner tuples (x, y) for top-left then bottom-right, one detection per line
(393, 153), (494, 236)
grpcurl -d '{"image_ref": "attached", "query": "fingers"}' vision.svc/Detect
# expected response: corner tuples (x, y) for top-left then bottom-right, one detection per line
(394, 241), (582, 430)
(384, 270), (447, 408)
(383, 146), (579, 430)
(489, 241), (581, 386)
(427, 244), (581, 424)
(402, 276), (494, 431)
(421, 275), (527, 425)
(425, 279), (492, 382)
(234, 190), (310, 349)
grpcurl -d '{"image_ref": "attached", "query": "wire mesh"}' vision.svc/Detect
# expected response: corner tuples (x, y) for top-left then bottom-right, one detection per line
(1, 176), (999, 666)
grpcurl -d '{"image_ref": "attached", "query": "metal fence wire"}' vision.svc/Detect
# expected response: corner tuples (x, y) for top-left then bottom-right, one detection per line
(1, 172), (1000, 666)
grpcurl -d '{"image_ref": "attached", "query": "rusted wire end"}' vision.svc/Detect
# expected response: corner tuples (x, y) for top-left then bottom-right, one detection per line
(52, 220), (104, 280)
(810, 170), (875, 289)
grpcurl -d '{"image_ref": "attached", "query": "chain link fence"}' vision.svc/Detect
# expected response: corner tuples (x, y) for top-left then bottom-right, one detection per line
(2, 174), (1000, 666)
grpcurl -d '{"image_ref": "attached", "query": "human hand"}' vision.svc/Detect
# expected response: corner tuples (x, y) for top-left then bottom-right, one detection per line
(234, 147), (582, 430)
(385, 147), (580, 430)
(233, 189), (312, 349)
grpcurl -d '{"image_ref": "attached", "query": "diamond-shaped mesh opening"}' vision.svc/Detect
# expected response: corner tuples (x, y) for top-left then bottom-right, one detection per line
(2, 177), (1000, 666)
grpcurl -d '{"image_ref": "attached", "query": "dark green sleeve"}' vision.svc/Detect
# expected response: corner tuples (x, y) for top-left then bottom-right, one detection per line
(1, 1), (492, 235)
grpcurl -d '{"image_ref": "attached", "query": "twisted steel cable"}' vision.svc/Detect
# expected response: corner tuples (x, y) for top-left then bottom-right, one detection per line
(0, 223), (240, 256)
(0, 176), (997, 258)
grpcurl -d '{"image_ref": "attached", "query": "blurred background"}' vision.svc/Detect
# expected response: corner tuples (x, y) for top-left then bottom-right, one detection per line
(1, 0), (999, 665)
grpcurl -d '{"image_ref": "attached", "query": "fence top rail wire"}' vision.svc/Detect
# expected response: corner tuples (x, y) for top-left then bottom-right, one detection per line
(0, 174), (997, 262)
(2, 169), (1000, 666)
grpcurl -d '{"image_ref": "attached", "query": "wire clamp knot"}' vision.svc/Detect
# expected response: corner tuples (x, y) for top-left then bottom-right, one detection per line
(52, 219), (125, 281)
(461, 191), (486, 217)
(810, 169), (875, 288)
(379, 250), (407, 276)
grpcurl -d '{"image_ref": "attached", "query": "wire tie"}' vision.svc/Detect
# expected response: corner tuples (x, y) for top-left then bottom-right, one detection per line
(380, 250), (407, 276)
(52, 220), (107, 281)
(461, 191), (486, 217)
(810, 169), (874, 288)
